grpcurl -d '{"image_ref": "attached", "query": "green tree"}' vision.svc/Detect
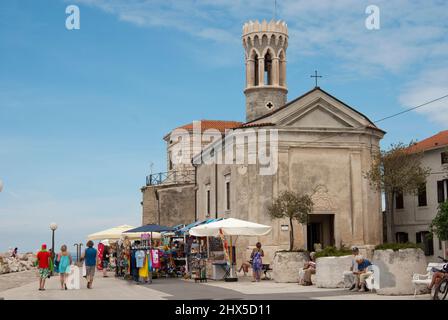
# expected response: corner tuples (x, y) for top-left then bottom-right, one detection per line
(430, 201), (448, 243)
(268, 191), (313, 251)
(365, 142), (431, 242)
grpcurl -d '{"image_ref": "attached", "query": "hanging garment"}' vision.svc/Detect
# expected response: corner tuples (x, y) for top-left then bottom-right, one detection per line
(97, 243), (104, 271)
(151, 249), (160, 269)
(139, 255), (148, 278)
(135, 250), (145, 268)
(147, 252), (152, 272)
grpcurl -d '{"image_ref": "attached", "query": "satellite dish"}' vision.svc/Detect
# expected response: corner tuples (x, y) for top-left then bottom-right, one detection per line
(0, 180), (3, 192)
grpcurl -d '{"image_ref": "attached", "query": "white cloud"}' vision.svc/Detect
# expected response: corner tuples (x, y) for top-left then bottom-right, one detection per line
(399, 66), (448, 126)
(71, 0), (448, 75)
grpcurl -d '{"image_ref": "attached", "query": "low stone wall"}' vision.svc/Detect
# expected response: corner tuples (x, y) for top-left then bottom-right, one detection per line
(272, 251), (309, 283)
(0, 253), (37, 274)
(315, 255), (352, 288)
(373, 248), (427, 295)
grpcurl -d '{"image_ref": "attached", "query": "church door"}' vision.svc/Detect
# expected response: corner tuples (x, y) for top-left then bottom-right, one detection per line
(307, 214), (335, 251)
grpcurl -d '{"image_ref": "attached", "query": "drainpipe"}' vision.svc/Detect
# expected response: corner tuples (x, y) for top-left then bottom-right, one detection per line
(191, 155), (199, 222)
(155, 189), (160, 225)
(215, 163), (218, 219)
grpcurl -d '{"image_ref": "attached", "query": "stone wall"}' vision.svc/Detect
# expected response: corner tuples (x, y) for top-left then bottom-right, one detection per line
(373, 248), (427, 295)
(245, 87), (287, 122)
(0, 253), (37, 274)
(141, 183), (196, 227)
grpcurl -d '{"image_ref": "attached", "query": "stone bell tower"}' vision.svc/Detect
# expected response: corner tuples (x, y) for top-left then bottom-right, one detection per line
(242, 20), (288, 122)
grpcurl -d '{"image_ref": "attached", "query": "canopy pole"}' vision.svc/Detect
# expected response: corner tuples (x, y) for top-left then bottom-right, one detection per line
(149, 231), (153, 284)
(206, 236), (210, 259)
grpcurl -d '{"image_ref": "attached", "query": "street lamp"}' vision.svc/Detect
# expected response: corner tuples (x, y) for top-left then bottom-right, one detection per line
(50, 222), (57, 275)
(73, 243), (79, 262)
(79, 243), (83, 259)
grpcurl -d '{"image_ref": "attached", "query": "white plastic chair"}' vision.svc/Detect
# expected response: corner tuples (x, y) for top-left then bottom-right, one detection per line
(412, 263), (444, 297)
(365, 265), (380, 291)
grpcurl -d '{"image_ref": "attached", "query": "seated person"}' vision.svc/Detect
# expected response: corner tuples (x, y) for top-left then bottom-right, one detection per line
(343, 247), (359, 290)
(299, 252), (316, 286)
(353, 255), (372, 292)
(428, 263), (448, 291)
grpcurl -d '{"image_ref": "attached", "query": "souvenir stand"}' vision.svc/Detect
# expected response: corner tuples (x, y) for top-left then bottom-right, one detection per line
(159, 229), (187, 278)
(87, 225), (136, 274)
(189, 218), (272, 282)
(175, 218), (224, 281)
(122, 224), (174, 283)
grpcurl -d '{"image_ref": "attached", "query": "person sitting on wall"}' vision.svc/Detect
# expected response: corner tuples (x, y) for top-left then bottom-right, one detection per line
(298, 252), (316, 286)
(343, 247), (360, 290)
(353, 255), (372, 292)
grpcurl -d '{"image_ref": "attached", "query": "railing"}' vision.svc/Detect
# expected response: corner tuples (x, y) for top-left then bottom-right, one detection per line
(146, 169), (195, 186)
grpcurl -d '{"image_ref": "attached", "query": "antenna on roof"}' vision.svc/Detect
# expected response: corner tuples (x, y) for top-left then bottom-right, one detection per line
(274, 0), (277, 20)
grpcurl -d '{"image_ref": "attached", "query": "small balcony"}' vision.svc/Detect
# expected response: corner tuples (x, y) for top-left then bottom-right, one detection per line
(145, 169), (195, 186)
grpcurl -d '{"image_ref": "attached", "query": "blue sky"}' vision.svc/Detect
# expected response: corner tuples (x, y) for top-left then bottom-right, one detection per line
(0, 0), (447, 252)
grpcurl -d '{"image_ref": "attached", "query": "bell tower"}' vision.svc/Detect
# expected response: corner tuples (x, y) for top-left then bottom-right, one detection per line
(242, 20), (288, 122)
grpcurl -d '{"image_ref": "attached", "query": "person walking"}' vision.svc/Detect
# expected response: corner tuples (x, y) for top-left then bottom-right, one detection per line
(81, 240), (98, 289)
(36, 244), (51, 291)
(250, 242), (264, 282)
(57, 245), (72, 290)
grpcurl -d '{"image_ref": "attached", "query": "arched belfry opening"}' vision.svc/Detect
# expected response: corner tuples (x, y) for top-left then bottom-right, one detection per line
(242, 20), (289, 122)
(264, 51), (273, 85)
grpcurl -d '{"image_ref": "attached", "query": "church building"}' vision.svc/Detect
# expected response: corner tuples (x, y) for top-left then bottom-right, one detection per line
(142, 20), (386, 264)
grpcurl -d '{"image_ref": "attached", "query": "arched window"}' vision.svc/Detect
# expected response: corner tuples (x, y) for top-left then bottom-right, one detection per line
(264, 51), (273, 85)
(254, 53), (259, 86)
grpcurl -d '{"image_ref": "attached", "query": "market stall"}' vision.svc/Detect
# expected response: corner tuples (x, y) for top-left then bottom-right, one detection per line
(189, 218), (272, 281)
(119, 224), (174, 283)
(86, 225), (136, 272)
(87, 225), (136, 241)
(175, 218), (223, 280)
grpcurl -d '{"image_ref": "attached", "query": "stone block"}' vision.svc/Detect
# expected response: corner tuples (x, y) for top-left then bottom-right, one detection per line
(373, 248), (427, 295)
(315, 255), (352, 288)
(272, 251), (309, 283)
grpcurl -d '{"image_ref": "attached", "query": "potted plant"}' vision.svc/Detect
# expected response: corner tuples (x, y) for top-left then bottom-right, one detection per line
(314, 246), (353, 288)
(267, 191), (313, 282)
(372, 243), (427, 295)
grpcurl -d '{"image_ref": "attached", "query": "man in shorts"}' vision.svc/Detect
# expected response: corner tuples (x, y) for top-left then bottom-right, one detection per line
(82, 240), (98, 289)
(36, 244), (51, 291)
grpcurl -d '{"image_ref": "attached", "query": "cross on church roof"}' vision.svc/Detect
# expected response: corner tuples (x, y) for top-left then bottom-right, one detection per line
(310, 70), (322, 88)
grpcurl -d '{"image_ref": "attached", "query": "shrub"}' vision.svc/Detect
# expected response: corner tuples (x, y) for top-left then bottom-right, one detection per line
(314, 246), (352, 259)
(276, 249), (309, 253)
(374, 242), (422, 251)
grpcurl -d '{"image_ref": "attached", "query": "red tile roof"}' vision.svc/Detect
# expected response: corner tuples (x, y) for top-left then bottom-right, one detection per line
(178, 120), (243, 133)
(408, 130), (448, 153)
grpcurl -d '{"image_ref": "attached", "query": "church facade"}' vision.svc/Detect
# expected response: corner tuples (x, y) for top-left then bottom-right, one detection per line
(142, 20), (386, 265)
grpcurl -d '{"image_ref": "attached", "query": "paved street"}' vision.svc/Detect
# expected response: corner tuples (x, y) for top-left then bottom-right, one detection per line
(0, 271), (431, 300)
